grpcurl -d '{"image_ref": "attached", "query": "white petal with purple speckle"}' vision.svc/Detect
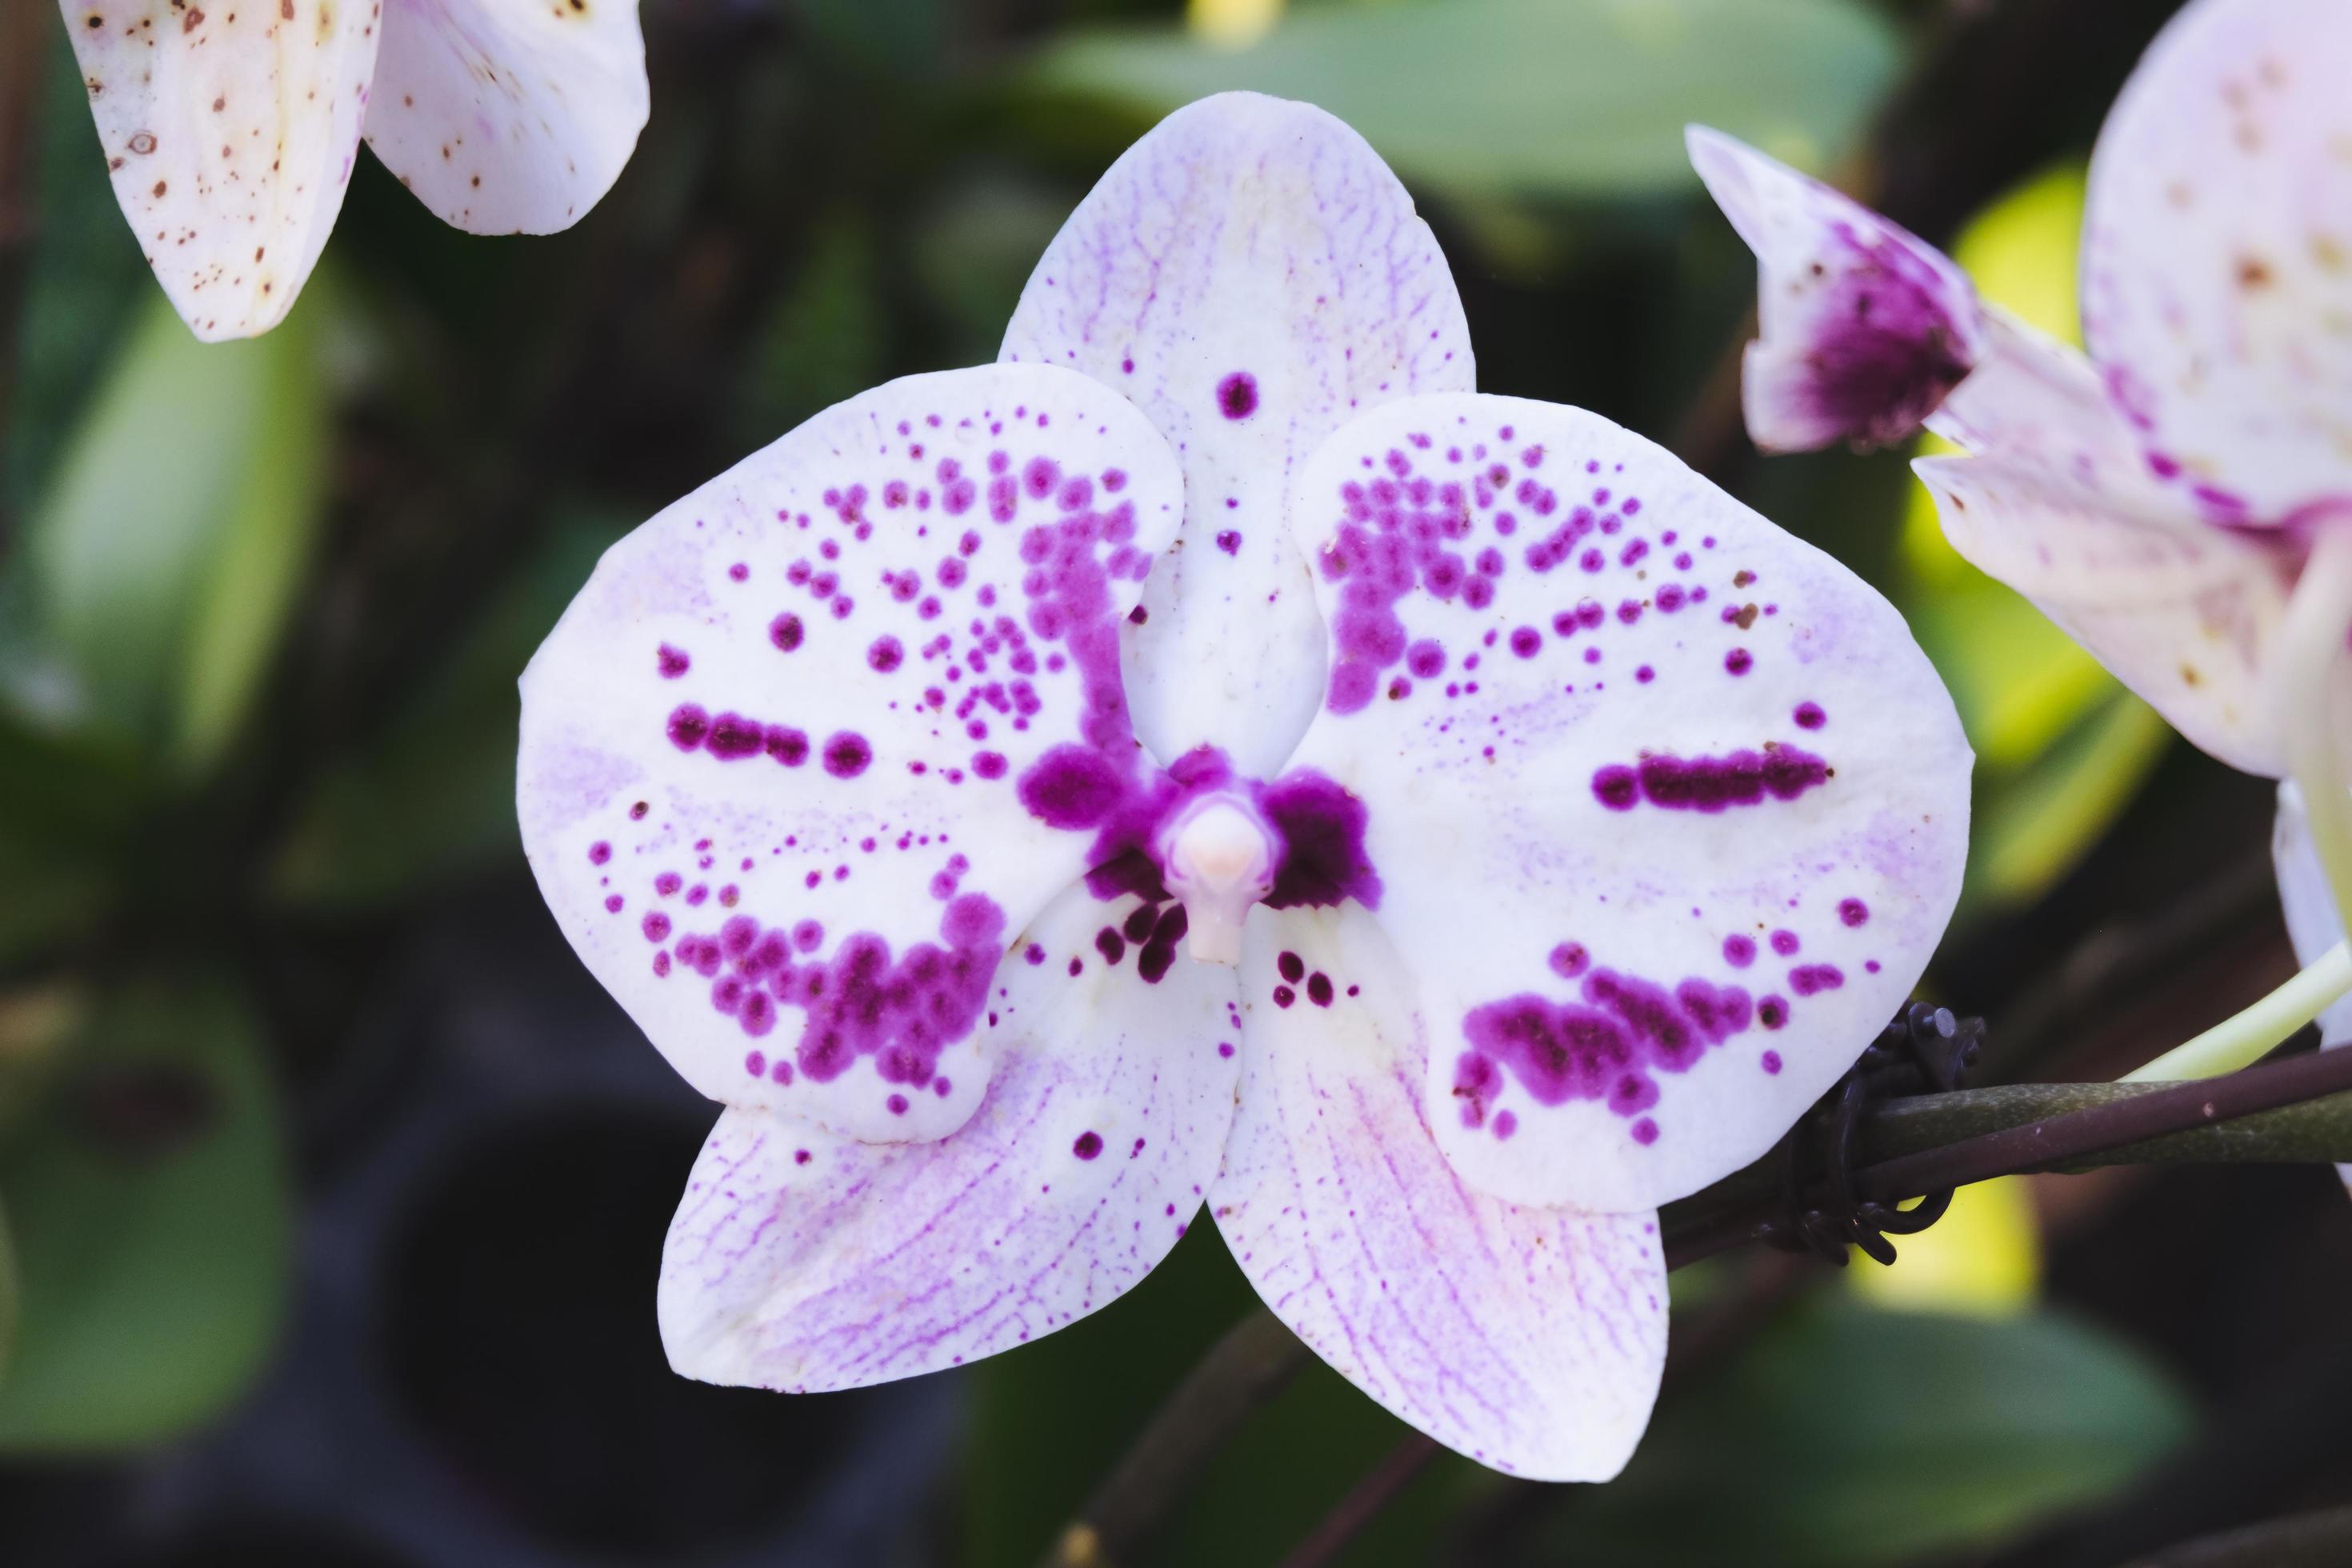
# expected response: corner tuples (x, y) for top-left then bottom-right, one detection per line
(660, 883), (1242, 1390)
(1282, 393), (1970, 1212)
(1914, 451), (2294, 777)
(1214, 906), (1666, 1481)
(1685, 126), (1985, 454)
(2080, 0), (2352, 526)
(1003, 91), (1474, 777)
(518, 364), (1183, 1142)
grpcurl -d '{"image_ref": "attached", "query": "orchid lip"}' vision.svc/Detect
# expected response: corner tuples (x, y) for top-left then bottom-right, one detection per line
(1158, 792), (1278, 966)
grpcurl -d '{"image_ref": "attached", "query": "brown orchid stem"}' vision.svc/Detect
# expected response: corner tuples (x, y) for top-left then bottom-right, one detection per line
(1046, 1048), (2352, 1568)
(1037, 1306), (1314, 1568)
(1275, 1433), (1442, 1568)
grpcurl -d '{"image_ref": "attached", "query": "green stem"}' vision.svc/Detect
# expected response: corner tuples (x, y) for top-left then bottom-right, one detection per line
(2122, 938), (2352, 1082)
(2279, 522), (2352, 941)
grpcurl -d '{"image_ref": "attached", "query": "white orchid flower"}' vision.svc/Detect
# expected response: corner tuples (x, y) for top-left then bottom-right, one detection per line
(518, 93), (1970, 1478)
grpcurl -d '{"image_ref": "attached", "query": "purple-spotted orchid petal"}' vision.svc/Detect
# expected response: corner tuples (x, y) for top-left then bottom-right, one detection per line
(1002, 92), (1475, 777)
(525, 91), (1975, 1481)
(2079, 0), (2352, 528)
(1910, 454), (2297, 777)
(1214, 906), (1666, 1481)
(1684, 126), (1986, 454)
(61, 0), (646, 338)
(660, 883), (1240, 1390)
(518, 364), (1184, 1143)
(1281, 394), (1970, 1212)
(62, 0), (382, 341)
(362, 0), (648, 235)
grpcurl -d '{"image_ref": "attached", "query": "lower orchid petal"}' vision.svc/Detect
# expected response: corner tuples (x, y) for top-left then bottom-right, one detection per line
(1914, 453), (2296, 777)
(518, 365), (1183, 1142)
(1282, 392), (1970, 1213)
(659, 884), (1242, 1392)
(1686, 126), (1986, 454)
(362, 0), (647, 234)
(63, 0), (381, 340)
(1212, 906), (1667, 1481)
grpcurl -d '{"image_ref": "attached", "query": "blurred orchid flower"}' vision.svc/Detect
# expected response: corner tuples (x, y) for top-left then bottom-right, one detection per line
(518, 93), (1970, 1478)
(1690, 0), (2352, 988)
(62, 0), (648, 341)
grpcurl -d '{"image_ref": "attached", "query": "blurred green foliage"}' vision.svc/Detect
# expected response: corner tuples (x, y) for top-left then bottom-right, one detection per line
(1035, 0), (1900, 200)
(0, 979), (290, 1450)
(1564, 1297), (2194, 1566)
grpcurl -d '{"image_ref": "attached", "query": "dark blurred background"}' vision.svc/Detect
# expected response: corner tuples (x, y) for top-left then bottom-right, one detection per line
(2, 0), (2347, 1563)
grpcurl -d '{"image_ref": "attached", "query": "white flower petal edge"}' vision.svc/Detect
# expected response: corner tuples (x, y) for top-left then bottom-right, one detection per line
(662, 884), (1242, 1390)
(1684, 125), (1984, 454)
(1213, 905), (1666, 1481)
(1912, 454), (2294, 778)
(1282, 392), (1970, 1213)
(62, 0), (382, 340)
(518, 364), (1183, 1143)
(2080, 0), (2352, 526)
(2275, 783), (2352, 1194)
(2276, 785), (2352, 1050)
(363, 0), (648, 234)
(1003, 91), (1475, 778)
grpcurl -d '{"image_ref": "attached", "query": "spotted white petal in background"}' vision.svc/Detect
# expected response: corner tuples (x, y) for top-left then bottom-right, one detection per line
(2080, 0), (2352, 526)
(1929, 309), (2184, 518)
(660, 884), (1242, 1390)
(362, 0), (647, 234)
(2275, 784), (2352, 1049)
(63, 0), (380, 340)
(1002, 91), (1474, 777)
(1282, 393), (1970, 1213)
(1913, 453), (2296, 777)
(518, 364), (1182, 1142)
(1212, 905), (1666, 1480)
(1685, 126), (1986, 454)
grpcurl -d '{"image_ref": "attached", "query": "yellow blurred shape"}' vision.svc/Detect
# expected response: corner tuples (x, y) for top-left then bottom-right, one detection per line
(1186, 0), (1283, 50)
(1894, 162), (2170, 908)
(1849, 1176), (2042, 1318)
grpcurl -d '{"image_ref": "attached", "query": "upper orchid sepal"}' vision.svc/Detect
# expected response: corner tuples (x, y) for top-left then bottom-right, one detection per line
(1686, 126), (1988, 454)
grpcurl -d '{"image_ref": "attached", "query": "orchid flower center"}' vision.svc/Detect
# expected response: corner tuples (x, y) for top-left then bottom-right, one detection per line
(1158, 793), (1278, 966)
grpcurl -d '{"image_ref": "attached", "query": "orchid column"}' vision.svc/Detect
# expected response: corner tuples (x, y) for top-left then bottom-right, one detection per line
(518, 94), (1971, 1478)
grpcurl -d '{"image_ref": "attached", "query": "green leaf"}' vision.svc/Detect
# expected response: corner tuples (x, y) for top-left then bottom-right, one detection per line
(737, 218), (889, 452)
(1027, 0), (1902, 202)
(20, 283), (330, 774)
(1561, 1298), (2195, 1566)
(2, 33), (154, 520)
(267, 515), (623, 910)
(0, 977), (292, 1450)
